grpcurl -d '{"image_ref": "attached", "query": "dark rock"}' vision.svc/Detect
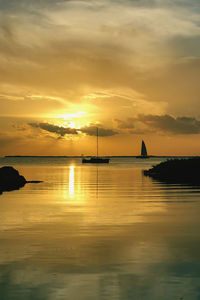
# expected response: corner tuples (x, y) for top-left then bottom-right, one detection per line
(143, 158), (200, 184)
(0, 166), (27, 194)
(27, 180), (43, 183)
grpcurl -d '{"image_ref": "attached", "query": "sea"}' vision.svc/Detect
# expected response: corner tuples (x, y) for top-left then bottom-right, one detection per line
(0, 156), (200, 300)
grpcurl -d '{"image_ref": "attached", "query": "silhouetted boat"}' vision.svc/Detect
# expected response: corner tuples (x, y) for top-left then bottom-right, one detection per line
(136, 140), (149, 159)
(82, 128), (110, 164)
(82, 157), (110, 163)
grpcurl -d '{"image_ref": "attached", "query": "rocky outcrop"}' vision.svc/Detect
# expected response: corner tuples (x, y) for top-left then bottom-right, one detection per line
(0, 166), (27, 194)
(143, 158), (200, 184)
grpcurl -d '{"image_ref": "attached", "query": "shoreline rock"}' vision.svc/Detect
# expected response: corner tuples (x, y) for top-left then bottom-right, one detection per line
(0, 166), (26, 194)
(0, 166), (42, 194)
(143, 158), (200, 184)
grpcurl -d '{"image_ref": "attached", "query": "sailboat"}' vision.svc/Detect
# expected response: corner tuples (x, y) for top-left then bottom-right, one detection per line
(136, 140), (149, 159)
(82, 128), (110, 164)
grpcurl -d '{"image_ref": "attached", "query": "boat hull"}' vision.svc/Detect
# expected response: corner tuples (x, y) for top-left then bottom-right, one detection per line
(136, 156), (150, 159)
(82, 157), (110, 164)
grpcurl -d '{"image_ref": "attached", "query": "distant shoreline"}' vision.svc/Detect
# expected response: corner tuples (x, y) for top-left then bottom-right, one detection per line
(3, 155), (200, 158)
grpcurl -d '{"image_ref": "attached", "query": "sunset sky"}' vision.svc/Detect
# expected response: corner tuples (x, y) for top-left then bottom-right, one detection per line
(0, 0), (200, 156)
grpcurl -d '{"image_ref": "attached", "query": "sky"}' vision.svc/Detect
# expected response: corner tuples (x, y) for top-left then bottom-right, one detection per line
(0, 0), (200, 156)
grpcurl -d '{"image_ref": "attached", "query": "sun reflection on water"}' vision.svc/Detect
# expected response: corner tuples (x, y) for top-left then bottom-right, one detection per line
(69, 165), (75, 197)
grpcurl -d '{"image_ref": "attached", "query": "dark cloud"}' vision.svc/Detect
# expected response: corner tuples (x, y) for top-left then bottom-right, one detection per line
(138, 114), (200, 134)
(29, 122), (118, 137)
(80, 125), (118, 136)
(114, 117), (154, 134)
(114, 114), (200, 135)
(29, 122), (78, 136)
(115, 118), (135, 129)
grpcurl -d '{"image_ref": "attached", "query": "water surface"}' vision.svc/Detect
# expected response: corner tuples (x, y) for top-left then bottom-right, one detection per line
(0, 157), (200, 299)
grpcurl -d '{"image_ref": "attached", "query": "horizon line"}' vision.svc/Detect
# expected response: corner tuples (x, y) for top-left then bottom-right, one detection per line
(3, 155), (200, 158)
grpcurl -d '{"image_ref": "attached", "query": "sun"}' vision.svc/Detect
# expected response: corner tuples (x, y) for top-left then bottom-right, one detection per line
(48, 110), (89, 129)
(68, 121), (76, 129)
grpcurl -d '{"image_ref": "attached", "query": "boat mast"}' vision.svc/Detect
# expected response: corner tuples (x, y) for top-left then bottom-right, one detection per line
(97, 127), (98, 157)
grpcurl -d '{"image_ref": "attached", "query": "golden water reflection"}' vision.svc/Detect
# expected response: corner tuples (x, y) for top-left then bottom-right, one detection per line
(0, 159), (200, 299)
(57, 165), (168, 228)
(69, 165), (75, 197)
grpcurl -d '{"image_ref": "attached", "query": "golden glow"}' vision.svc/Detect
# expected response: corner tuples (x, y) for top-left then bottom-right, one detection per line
(29, 95), (66, 103)
(67, 121), (76, 129)
(52, 111), (87, 120)
(82, 93), (111, 100)
(69, 166), (75, 197)
(47, 110), (91, 129)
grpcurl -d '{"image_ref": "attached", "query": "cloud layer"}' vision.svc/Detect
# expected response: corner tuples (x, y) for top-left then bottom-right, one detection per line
(29, 122), (118, 137)
(29, 122), (78, 136)
(139, 115), (200, 134)
(115, 114), (200, 135)
(29, 114), (200, 139)
(0, 0), (200, 110)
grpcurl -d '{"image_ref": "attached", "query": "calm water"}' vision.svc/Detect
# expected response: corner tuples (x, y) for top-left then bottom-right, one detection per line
(0, 157), (200, 300)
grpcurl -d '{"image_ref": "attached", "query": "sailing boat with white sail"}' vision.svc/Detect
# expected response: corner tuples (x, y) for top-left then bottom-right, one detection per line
(136, 140), (149, 159)
(82, 128), (110, 164)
